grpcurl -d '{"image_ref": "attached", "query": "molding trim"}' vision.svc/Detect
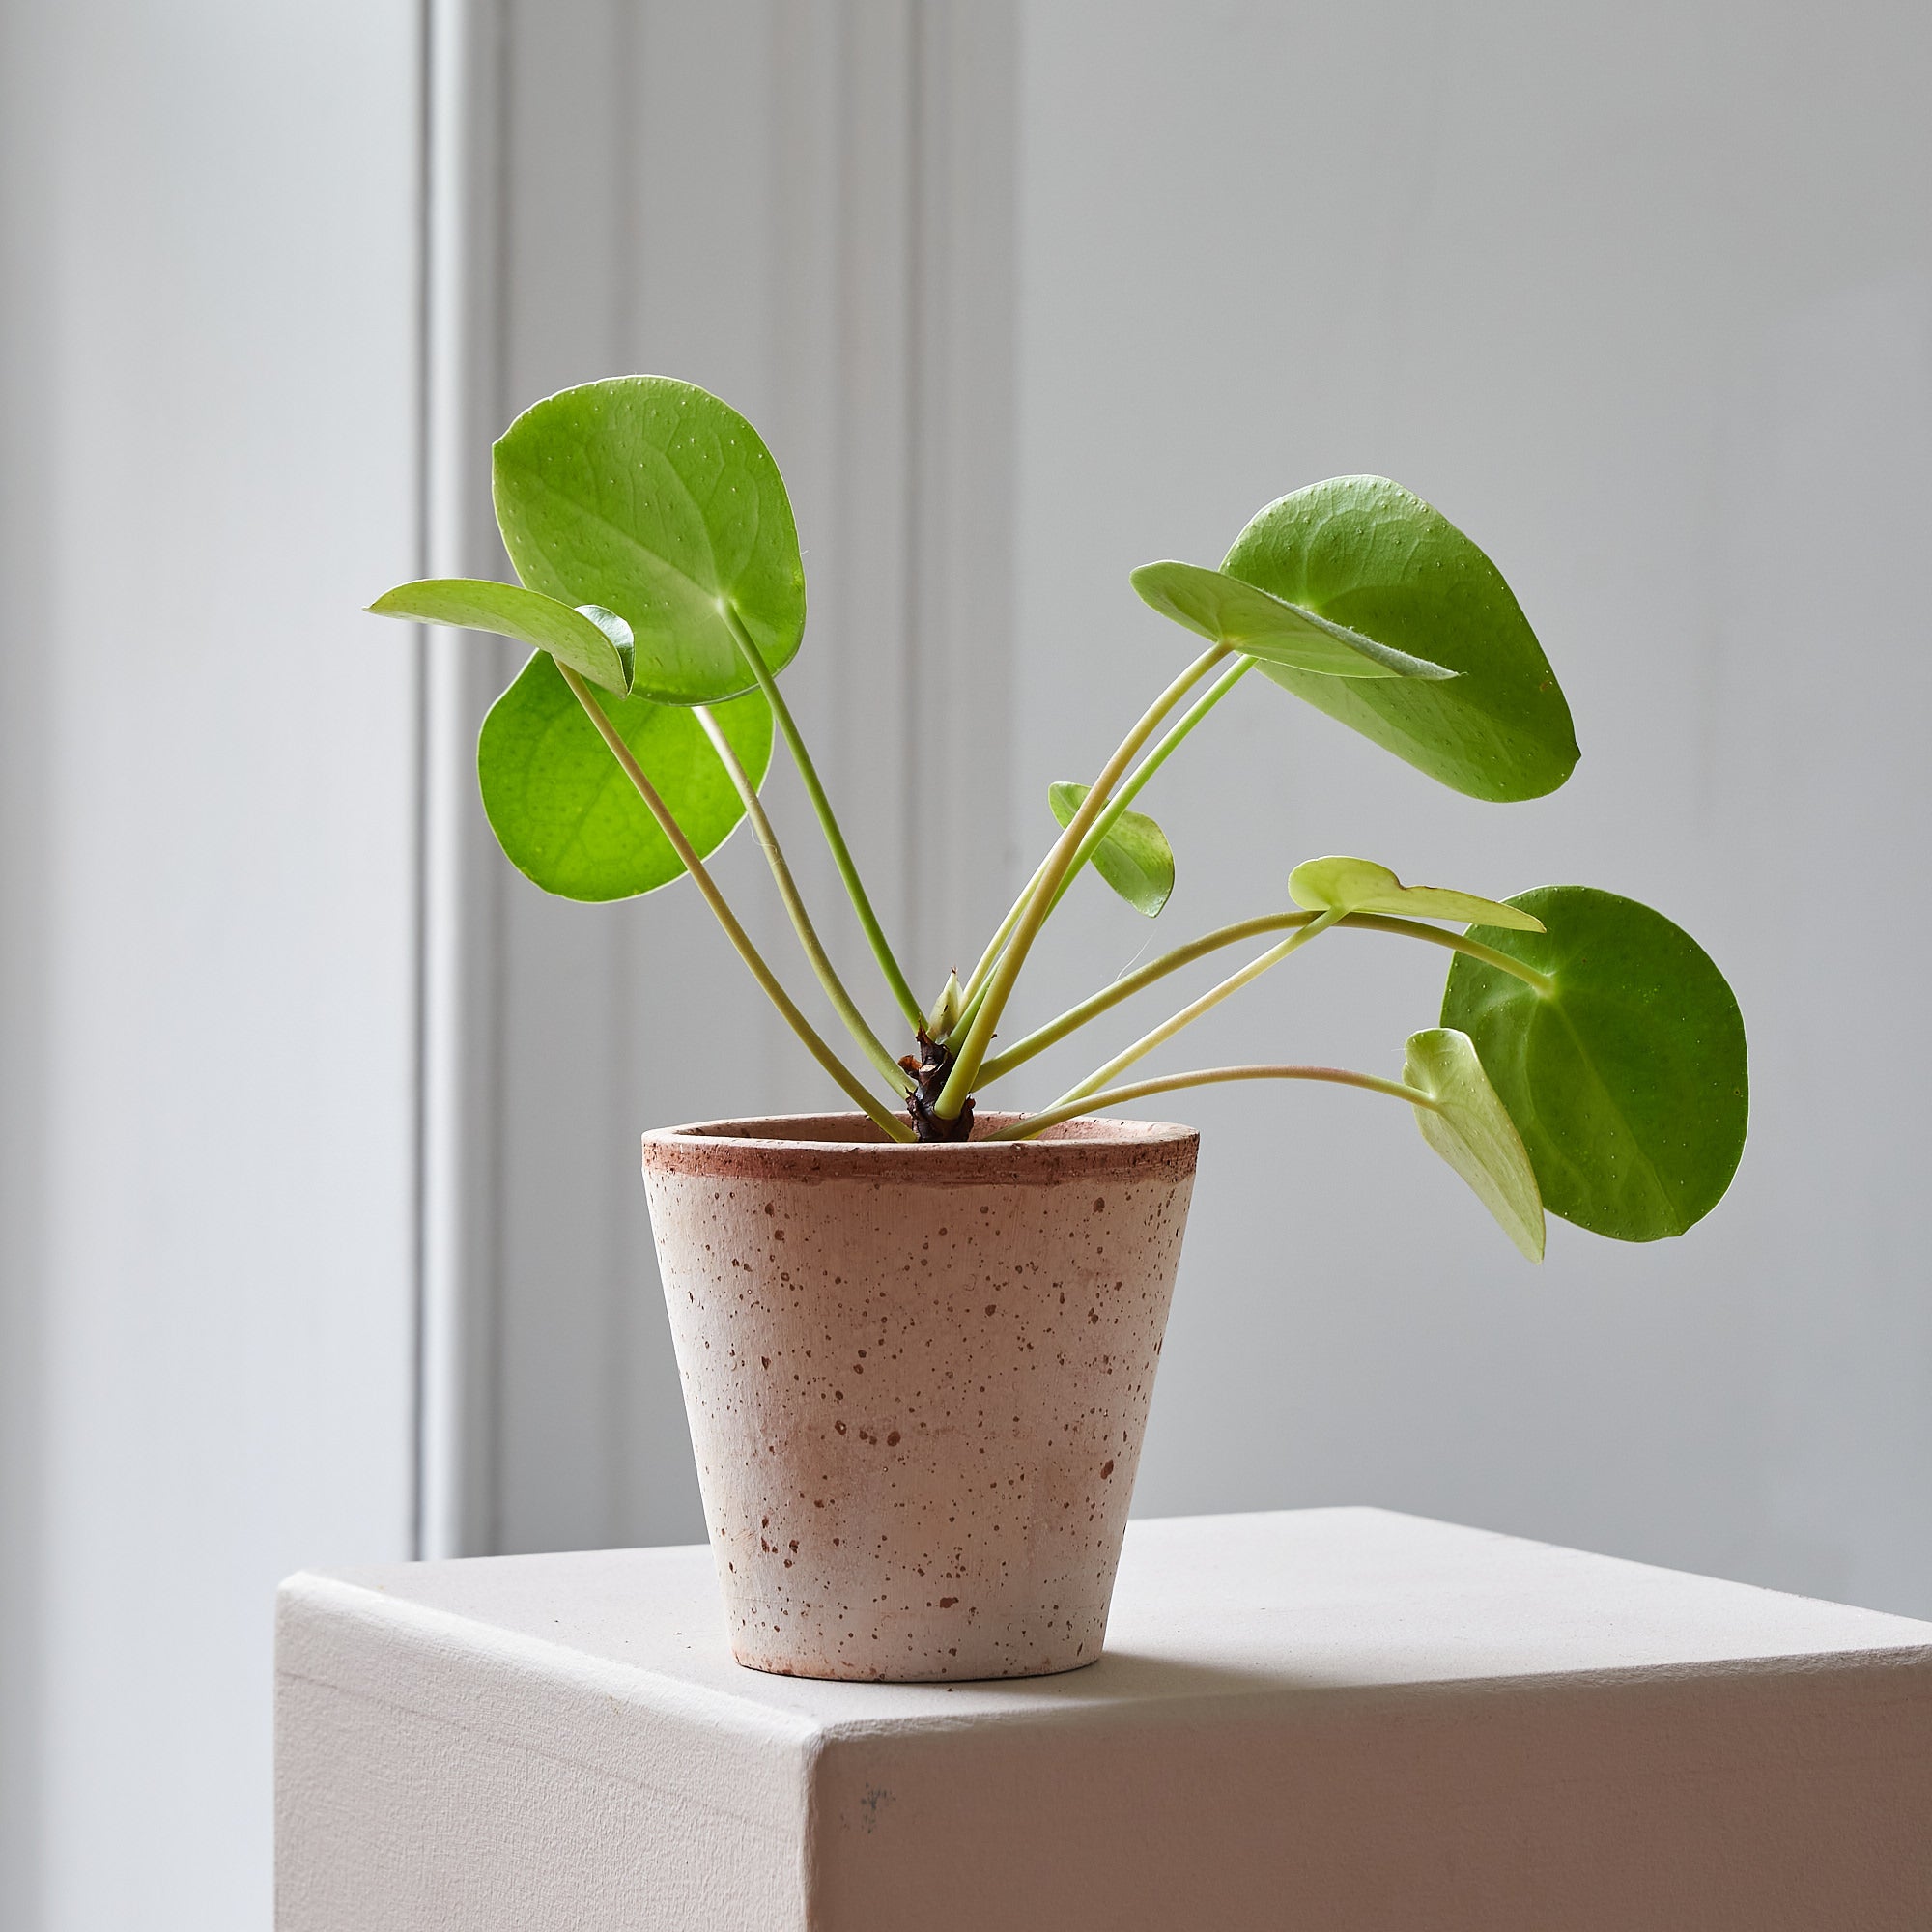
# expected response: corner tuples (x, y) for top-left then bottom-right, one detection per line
(416, 0), (509, 1559)
(416, 0), (1019, 1554)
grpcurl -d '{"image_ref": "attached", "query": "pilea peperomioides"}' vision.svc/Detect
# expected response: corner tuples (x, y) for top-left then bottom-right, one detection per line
(372, 375), (1747, 1261)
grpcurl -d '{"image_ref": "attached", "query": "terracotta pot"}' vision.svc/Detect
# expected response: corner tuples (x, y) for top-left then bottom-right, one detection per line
(641, 1112), (1199, 1682)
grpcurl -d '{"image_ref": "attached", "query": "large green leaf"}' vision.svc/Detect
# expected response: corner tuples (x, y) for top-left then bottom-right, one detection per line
(1222, 477), (1579, 802)
(1440, 887), (1747, 1240)
(1289, 855), (1544, 930)
(1049, 781), (1175, 916)
(491, 376), (806, 706)
(1404, 1028), (1546, 1262)
(368, 578), (635, 694)
(1130, 561), (1454, 680)
(478, 649), (772, 901)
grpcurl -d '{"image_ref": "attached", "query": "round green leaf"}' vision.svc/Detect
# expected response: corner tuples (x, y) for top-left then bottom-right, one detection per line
(478, 649), (772, 901)
(1129, 561), (1454, 680)
(368, 578), (634, 694)
(1289, 855), (1544, 931)
(1440, 887), (1747, 1241)
(1049, 781), (1175, 917)
(1404, 1027), (1546, 1262)
(1222, 477), (1579, 802)
(491, 376), (806, 705)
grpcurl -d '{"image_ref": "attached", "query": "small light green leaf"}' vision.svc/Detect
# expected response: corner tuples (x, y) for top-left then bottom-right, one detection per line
(1049, 781), (1175, 917)
(1440, 887), (1748, 1241)
(1222, 477), (1580, 802)
(1289, 855), (1545, 931)
(926, 972), (964, 1040)
(1404, 1028), (1546, 1262)
(1130, 560), (1454, 681)
(369, 578), (634, 695)
(477, 649), (772, 901)
(491, 376), (806, 706)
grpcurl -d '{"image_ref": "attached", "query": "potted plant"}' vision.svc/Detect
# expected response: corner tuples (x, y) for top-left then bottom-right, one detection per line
(372, 376), (1747, 1682)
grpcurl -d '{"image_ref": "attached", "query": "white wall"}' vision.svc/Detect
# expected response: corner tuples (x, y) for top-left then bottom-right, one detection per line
(1008, 0), (1932, 1612)
(0, 5), (423, 1926)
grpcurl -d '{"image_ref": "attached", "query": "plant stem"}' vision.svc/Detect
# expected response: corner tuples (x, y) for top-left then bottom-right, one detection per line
(1051, 912), (1340, 1109)
(557, 664), (914, 1141)
(978, 913), (1315, 1084)
(934, 644), (1233, 1118)
(1044, 654), (1256, 920)
(695, 704), (913, 1095)
(1343, 912), (1557, 995)
(954, 852), (1052, 1024)
(975, 909), (1551, 1086)
(985, 1063), (1437, 1142)
(724, 608), (925, 1035)
(955, 654), (1257, 1028)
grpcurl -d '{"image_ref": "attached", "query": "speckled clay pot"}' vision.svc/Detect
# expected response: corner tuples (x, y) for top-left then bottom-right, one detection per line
(641, 1113), (1199, 1683)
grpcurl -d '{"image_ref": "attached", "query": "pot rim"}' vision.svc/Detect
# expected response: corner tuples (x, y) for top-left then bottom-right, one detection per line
(641, 1111), (1200, 1185)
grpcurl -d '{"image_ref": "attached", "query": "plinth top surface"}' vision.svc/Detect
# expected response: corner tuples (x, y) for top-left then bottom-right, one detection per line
(300, 1508), (1932, 1734)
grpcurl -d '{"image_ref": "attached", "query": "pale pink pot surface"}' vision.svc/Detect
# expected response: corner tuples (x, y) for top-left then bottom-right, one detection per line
(641, 1113), (1199, 1683)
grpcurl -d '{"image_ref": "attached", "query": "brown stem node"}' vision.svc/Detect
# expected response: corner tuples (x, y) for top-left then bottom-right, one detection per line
(904, 1032), (977, 1143)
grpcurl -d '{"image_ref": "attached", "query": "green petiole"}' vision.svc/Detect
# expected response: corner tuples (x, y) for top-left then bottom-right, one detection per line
(1045, 655), (1256, 921)
(1344, 912), (1556, 997)
(695, 705), (914, 1096)
(977, 909), (1552, 1087)
(986, 1063), (1437, 1142)
(1050, 912), (1341, 1110)
(724, 607), (927, 1036)
(954, 654), (1257, 1036)
(934, 644), (1234, 1118)
(558, 665), (914, 1141)
(978, 914), (1315, 1084)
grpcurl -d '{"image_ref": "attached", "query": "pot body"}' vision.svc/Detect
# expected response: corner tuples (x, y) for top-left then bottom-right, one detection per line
(641, 1113), (1198, 1681)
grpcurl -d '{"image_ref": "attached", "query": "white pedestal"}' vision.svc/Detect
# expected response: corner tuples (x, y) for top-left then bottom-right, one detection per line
(276, 1508), (1932, 1929)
